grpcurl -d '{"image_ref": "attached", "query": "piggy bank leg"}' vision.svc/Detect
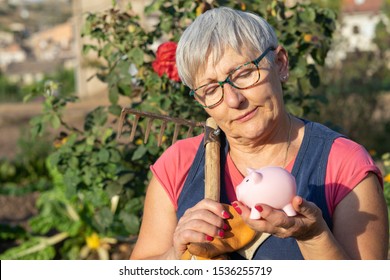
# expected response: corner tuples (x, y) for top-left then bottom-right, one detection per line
(249, 207), (262, 219)
(283, 204), (297, 217)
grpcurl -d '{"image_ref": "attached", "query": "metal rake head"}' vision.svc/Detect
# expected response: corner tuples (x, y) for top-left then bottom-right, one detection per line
(117, 108), (205, 146)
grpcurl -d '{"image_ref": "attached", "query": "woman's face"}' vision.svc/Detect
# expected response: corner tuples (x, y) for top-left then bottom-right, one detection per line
(195, 46), (289, 143)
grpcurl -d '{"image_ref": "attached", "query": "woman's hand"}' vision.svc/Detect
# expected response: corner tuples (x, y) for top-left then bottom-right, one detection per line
(172, 198), (230, 259)
(231, 196), (328, 241)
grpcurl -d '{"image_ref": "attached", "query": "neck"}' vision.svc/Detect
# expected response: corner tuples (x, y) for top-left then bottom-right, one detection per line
(227, 113), (293, 175)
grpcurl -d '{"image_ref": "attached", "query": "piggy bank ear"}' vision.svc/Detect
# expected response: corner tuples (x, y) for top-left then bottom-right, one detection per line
(251, 171), (263, 184)
(246, 167), (255, 175)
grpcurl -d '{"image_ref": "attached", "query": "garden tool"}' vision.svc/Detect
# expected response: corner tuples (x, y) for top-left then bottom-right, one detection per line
(118, 109), (270, 260)
(118, 108), (204, 145)
(180, 118), (269, 260)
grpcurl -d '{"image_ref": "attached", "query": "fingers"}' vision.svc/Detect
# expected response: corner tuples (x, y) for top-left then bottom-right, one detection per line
(187, 198), (231, 219)
(293, 196), (322, 219)
(173, 199), (231, 257)
(231, 197), (323, 239)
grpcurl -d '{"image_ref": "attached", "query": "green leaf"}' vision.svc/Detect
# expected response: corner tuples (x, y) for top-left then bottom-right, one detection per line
(98, 149), (110, 163)
(109, 149), (122, 162)
(308, 64), (320, 88)
(161, 15), (173, 33)
(23, 93), (33, 103)
(69, 157), (79, 169)
(0, 224), (27, 240)
(118, 172), (134, 185)
(30, 122), (43, 138)
(298, 7), (316, 23)
(105, 182), (123, 197)
(94, 207), (114, 230)
(63, 169), (80, 197)
(108, 104), (122, 116)
(131, 145), (147, 161)
(118, 82), (132, 96)
(82, 44), (98, 54)
(109, 88), (119, 104)
(0, 238), (56, 260)
(119, 212), (140, 234)
(145, 72), (161, 91)
(128, 47), (144, 66)
(286, 102), (304, 117)
(145, 0), (165, 14)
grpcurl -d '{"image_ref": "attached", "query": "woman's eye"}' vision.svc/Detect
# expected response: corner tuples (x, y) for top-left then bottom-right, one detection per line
(204, 85), (219, 95)
(234, 69), (253, 79)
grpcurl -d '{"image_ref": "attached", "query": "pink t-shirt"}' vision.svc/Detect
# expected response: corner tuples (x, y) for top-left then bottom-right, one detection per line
(151, 133), (382, 217)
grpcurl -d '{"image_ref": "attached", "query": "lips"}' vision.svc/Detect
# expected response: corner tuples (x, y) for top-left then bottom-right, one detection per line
(235, 107), (258, 122)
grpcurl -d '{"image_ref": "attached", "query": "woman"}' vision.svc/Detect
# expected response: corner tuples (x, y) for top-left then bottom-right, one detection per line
(130, 7), (388, 260)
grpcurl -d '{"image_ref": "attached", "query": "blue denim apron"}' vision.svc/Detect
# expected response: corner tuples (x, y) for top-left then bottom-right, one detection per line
(177, 120), (343, 259)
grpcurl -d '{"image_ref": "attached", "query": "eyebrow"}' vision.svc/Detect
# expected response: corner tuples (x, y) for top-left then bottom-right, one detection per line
(197, 58), (251, 87)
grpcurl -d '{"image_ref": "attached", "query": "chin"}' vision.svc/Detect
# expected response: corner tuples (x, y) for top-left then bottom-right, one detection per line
(231, 123), (263, 140)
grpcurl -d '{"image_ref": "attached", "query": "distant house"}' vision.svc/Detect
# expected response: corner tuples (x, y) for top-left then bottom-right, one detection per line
(0, 43), (26, 71)
(339, 0), (385, 52)
(27, 21), (74, 61)
(325, 0), (388, 67)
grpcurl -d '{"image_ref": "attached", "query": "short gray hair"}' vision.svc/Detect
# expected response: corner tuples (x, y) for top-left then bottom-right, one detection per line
(176, 7), (278, 89)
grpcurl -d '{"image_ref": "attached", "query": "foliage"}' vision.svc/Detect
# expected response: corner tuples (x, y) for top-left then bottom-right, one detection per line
(382, 153), (390, 223)
(1, 83), (146, 259)
(0, 0), (337, 259)
(307, 0), (341, 12)
(83, 0), (336, 119)
(0, 73), (23, 102)
(0, 130), (52, 196)
(0, 68), (74, 103)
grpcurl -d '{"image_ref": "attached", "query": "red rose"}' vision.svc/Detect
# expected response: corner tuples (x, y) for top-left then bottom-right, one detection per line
(152, 41), (181, 82)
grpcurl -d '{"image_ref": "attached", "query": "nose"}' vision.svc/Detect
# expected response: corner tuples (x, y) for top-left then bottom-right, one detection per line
(223, 83), (245, 108)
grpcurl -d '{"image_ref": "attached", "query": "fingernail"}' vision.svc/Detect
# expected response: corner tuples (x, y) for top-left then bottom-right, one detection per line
(218, 230), (225, 238)
(222, 210), (230, 219)
(233, 205), (242, 215)
(222, 223), (229, 231)
(205, 235), (214, 242)
(255, 205), (263, 212)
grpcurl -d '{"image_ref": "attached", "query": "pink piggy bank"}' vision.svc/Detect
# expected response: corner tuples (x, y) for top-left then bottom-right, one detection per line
(236, 166), (297, 219)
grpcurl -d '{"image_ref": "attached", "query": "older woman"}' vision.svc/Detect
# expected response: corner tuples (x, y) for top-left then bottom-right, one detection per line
(130, 7), (388, 260)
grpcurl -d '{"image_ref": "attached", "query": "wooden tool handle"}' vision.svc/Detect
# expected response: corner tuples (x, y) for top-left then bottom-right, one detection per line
(204, 117), (220, 202)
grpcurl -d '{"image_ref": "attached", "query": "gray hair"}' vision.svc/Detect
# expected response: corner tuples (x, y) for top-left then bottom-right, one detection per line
(176, 7), (278, 89)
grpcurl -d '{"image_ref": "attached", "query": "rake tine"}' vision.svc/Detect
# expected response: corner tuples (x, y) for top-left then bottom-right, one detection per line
(117, 108), (128, 139)
(144, 118), (154, 144)
(157, 121), (167, 147)
(172, 123), (181, 145)
(186, 126), (194, 138)
(118, 107), (205, 145)
(129, 115), (140, 142)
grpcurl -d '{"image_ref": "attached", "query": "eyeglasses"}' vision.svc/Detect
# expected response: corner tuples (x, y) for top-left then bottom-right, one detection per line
(189, 46), (276, 108)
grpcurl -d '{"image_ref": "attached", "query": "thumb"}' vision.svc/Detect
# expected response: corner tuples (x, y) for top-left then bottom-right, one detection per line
(293, 196), (322, 219)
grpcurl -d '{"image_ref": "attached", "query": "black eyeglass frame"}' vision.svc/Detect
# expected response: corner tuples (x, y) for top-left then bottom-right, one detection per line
(189, 46), (276, 108)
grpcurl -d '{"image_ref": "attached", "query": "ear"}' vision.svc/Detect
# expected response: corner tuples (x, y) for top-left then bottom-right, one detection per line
(246, 167), (255, 175)
(251, 171), (263, 184)
(274, 46), (289, 82)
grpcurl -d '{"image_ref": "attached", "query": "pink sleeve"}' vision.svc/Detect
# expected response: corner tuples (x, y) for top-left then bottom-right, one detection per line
(150, 135), (203, 210)
(325, 138), (383, 217)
